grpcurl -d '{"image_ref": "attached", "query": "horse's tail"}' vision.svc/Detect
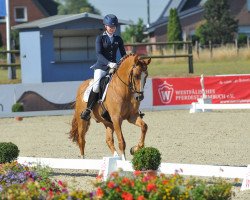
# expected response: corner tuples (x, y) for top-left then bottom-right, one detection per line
(69, 112), (79, 144)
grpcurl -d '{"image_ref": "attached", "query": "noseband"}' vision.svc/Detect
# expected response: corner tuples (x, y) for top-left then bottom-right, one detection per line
(116, 64), (146, 101)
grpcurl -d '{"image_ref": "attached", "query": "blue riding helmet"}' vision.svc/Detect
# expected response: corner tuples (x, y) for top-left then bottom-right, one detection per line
(103, 14), (118, 27)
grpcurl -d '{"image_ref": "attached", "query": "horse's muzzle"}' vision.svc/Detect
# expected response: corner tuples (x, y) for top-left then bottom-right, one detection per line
(135, 93), (144, 101)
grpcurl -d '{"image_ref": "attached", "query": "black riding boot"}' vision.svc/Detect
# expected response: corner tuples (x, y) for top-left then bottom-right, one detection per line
(80, 90), (99, 121)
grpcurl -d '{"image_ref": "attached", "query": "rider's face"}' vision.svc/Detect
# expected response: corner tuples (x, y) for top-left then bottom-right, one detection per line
(105, 25), (116, 34)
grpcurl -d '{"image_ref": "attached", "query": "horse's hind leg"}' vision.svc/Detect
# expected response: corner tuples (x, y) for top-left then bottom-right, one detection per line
(77, 119), (90, 158)
(128, 114), (148, 154)
(105, 124), (119, 157)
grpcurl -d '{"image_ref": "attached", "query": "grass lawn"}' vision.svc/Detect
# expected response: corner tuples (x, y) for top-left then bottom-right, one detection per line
(0, 68), (21, 84)
(149, 57), (250, 77)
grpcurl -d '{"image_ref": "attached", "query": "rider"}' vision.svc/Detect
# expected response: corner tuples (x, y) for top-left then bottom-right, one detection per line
(81, 14), (127, 121)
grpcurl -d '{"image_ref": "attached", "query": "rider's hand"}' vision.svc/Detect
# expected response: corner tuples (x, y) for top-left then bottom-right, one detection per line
(108, 62), (117, 69)
(109, 68), (116, 74)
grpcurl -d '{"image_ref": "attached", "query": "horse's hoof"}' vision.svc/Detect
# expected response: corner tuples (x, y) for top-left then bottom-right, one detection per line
(130, 146), (137, 155)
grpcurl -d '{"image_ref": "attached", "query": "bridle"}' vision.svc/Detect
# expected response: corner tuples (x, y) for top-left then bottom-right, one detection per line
(115, 62), (147, 101)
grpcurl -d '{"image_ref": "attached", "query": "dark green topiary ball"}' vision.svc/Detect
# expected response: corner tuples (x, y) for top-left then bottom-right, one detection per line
(132, 147), (161, 171)
(0, 142), (20, 163)
(11, 103), (24, 112)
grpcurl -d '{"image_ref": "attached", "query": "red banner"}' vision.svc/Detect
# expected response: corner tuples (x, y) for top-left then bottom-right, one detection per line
(152, 75), (250, 106)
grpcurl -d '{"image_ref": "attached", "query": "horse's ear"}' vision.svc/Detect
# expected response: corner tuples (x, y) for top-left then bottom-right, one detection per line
(134, 54), (139, 64)
(143, 57), (151, 65)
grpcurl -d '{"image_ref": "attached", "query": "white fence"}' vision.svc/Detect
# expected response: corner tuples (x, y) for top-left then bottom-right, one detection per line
(17, 156), (250, 191)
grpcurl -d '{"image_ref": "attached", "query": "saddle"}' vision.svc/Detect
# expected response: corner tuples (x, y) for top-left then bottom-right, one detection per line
(98, 75), (112, 123)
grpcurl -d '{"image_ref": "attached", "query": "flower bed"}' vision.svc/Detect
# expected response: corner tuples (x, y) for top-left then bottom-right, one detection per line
(0, 161), (235, 199)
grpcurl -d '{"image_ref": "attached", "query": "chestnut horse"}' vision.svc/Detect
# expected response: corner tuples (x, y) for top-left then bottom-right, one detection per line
(69, 54), (151, 160)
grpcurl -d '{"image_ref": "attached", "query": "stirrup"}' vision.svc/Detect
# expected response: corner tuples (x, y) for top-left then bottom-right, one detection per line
(80, 109), (91, 121)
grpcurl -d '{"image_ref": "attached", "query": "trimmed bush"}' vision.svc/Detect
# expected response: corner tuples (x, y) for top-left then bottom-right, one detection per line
(11, 103), (24, 112)
(0, 142), (20, 163)
(132, 146), (161, 171)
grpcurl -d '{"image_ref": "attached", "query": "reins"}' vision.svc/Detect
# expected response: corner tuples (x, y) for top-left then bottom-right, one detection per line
(115, 64), (144, 95)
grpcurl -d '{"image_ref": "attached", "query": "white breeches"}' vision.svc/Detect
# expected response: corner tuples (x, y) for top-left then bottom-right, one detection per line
(92, 69), (107, 93)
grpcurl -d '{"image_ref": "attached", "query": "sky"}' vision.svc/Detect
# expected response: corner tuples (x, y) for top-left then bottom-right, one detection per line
(88, 0), (168, 25)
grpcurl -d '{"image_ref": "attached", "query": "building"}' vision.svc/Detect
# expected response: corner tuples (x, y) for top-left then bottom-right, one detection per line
(0, 0), (58, 46)
(13, 12), (131, 83)
(147, 0), (250, 42)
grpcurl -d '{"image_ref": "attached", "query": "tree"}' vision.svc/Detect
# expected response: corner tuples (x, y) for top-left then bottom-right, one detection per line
(196, 0), (238, 44)
(167, 8), (182, 42)
(57, 0), (100, 15)
(122, 18), (147, 43)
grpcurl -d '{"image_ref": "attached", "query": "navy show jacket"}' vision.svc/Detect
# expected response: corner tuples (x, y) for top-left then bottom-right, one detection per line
(91, 32), (127, 70)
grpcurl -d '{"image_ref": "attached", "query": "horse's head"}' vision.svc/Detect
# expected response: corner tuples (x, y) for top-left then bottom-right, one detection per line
(129, 55), (151, 101)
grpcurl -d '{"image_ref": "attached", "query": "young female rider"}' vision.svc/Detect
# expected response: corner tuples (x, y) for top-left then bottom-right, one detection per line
(81, 14), (127, 121)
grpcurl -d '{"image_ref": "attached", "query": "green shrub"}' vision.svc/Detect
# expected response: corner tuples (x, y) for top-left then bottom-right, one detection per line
(11, 102), (24, 112)
(132, 146), (161, 171)
(0, 142), (20, 163)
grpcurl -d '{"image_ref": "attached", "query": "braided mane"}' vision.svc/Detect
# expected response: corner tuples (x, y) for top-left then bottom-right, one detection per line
(117, 53), (136, 67)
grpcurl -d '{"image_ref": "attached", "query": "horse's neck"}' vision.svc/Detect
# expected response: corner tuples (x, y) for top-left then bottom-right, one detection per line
(111, 57), (134, 97)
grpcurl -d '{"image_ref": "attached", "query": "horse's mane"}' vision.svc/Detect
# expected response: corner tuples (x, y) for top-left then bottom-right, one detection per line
(117, 53), (136, 67)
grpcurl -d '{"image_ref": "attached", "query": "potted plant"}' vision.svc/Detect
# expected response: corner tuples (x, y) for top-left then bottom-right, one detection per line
(131, 146), (162, 176)
(12, 102), (24, 121)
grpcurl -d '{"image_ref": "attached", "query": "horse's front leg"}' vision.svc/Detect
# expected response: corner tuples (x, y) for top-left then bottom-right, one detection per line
(112, 117), (126, 160)
(105, 124), (119, 157)
(128, 114), (148, 155)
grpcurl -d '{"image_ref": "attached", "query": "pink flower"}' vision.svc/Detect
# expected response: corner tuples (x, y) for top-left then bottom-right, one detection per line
(41, 187), (46, 191)
(58, 180), (63, 186)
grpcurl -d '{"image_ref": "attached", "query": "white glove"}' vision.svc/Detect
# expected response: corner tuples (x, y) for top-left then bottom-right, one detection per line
(108, 62), (117, 69)
(109, 68), (116, 74)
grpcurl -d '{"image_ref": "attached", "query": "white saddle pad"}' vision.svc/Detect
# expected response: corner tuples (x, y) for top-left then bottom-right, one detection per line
(82, 77), (111, 103)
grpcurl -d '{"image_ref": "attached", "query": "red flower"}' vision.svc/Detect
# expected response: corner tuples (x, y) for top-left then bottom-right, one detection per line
(146, 183), (157, 192)
(137, 196), (145, 200)
(107, 181), (116, 189)
(96, 175), (103, 182)
(110, 171), (119, 178)
(48, 190), (54, 197)
(96, 187), (104, 198)
(116, 187), (121, 192)
(130, 181), (135, 187)
(41, 187), (46, 191)
(162, 180), (169, 185)
(133, 170), (142, 176)
(122, 177), (131, 185)
(122, 192), (133, 200)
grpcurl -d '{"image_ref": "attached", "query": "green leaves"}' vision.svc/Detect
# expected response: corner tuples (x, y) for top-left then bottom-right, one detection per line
(0, 142), (19, 163)
(196, 0), (238, 44)
(57, 0), (100, 15)
(132, 147), (162, 171)
(167, 8), (183, 43)
(122, 18), (147, 43)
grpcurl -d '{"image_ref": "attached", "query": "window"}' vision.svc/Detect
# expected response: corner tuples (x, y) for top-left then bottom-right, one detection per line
(0, 16), (5, 23)
(248, 0), (250, 12)
(53, 29), (99, 63)
(14, 7), (27, 22)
